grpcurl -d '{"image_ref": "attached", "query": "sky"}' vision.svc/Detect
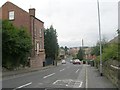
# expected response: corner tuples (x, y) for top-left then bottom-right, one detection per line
(0, 0), (119, 47)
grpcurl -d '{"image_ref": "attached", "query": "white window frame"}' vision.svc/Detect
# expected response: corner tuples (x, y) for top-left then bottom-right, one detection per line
(40, 29), (42, 37)
(9, 11), (15, 20)
(37, 43), (39, 54)
(35, 41), (37, 50)
(34, 27), (37, 38)
(40, 41), (42, 50)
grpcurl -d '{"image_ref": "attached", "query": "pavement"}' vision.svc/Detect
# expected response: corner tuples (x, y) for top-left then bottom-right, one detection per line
(86, 65), (117, 88)
(2, 60), (118, 89)
(2, 61), (61, 78)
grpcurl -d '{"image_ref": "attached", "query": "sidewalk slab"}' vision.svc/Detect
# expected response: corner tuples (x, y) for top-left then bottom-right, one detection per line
(86, 65), (118, 89)
(2, 61), (61, 78)
(2, 65), (53, 78)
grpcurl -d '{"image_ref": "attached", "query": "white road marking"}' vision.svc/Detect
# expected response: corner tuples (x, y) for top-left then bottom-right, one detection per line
(86, 66), (88, 88)
(54, 79), (83, 88)
(79, 81), (83, 87)
(14, 82), (32, 90)
(75, 69), (79, 73)
(53, 80), (60, 85)
(43, 73), (55, 79)
(60, 68), (65, 72)
(38, 83), (43, 85)
(66, 79), (72, 87)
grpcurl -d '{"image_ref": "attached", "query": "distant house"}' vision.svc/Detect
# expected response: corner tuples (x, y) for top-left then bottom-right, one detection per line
(59, 48), (65, 59)
(68, 47), (79, 56)
(84, 47), (92, 60)
(0, 1), (45, 68)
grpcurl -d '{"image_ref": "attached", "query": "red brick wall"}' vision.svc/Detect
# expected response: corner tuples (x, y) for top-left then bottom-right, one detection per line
(2, 2), (30, 34)
(1, 1), (45, 68)
(0, 8), (2, 19)
(30, 51), (45, 68)
(34, 18), (44, 50)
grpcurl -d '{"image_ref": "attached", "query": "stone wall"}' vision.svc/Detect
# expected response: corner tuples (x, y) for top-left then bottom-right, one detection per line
(103, 60), (119, 88)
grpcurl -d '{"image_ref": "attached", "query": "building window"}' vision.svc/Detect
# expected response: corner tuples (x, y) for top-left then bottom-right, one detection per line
(39, 41), (42, 50)
(35, 41), (37, 50)
(34, 27), (37, 38)
(40, 29), (42, 37)
(37, 43), (39, 54)
(9, 11), (14, 20)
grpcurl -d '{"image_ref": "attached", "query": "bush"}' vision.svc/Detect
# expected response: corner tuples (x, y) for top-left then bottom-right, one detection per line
(2, 20), (32, 70)
(102, 43), (118, 61)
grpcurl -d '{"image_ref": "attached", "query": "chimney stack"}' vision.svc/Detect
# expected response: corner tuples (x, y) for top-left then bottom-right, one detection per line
(29, 8), (35, 16)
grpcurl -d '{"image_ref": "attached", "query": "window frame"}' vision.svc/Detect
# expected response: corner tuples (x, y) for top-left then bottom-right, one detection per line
(9, 11), (15, 20)
(40, 29), (42, 38)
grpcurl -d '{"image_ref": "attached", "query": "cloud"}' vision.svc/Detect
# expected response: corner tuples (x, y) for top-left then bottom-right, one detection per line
(0, 0), (118, 47)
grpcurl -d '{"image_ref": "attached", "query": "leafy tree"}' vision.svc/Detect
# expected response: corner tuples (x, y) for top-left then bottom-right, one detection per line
(77, 47), (84, 61)
(91, 37), (108, 56)
(117, 29), (120, 35)
(64, 46), (68, 55)
(60, 46), (64, 49)
(102, 43), (118, 61)
(2, 20), (32, 70)
(117, 29), (120, 61)
(44, 25), (59, 60)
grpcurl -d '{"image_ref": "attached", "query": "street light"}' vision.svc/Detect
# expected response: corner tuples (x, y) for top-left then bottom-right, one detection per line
(97, 0), (103, 76)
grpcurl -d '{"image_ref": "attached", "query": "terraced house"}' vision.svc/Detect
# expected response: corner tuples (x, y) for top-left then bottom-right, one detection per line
(0, 1), (45, 68)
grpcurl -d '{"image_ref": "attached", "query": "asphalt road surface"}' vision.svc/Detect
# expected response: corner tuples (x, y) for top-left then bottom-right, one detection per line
(2, 59), (117, 89)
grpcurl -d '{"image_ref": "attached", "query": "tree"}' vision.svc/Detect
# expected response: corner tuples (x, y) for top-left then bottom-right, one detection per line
(102, 43), (118, 61)
(2, 20), (32, 70)
(117, 29), (120, 35)
(44, 25), (59, 60)
(64, 46), (68, 55)
(91, 37), (108, 56)
(77, 47), (84, 61)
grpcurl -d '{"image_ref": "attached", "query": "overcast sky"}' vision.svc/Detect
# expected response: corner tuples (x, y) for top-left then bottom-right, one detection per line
(0, 0), (119, 47)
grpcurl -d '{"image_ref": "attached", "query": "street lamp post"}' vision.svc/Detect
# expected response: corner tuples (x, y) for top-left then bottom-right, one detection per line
(97, 0), (103, 76)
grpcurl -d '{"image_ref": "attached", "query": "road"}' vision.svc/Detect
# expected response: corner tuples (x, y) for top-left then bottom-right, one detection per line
(2, 59), (117, 89)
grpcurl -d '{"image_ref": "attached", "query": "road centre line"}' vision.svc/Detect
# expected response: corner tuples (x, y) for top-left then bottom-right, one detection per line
(85, 66), (88, 88)
(13, 82), (32, 90)
(43, 73), (55, 79)
(60, 68), (65, 72)
(75, 69), (79, 73)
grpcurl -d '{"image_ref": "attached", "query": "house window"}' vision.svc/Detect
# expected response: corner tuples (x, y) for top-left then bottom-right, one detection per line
(40, 41), (42, 50)
(37, 43), (39, 54)
(34, 27), (37, 38)
(35, 41), (37, 50)
(9, 11), (14, 20)
(40, 29), (42, 37)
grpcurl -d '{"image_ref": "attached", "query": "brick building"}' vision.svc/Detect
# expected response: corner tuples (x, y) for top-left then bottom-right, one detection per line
(68, 47), (80, 57)
(0, 1), (45, 68)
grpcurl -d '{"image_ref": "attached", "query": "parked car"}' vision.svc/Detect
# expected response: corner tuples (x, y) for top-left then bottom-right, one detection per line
(73, 59), (81, 64)
(61, 60), (66, 64)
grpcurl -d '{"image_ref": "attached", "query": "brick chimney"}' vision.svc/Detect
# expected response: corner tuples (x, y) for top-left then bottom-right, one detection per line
(29, 8), (35, 16)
